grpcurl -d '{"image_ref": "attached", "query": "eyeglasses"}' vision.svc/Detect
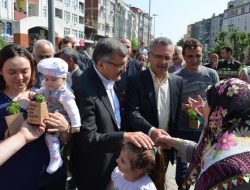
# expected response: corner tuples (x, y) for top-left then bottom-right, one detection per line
(105, 60), (127, 69)
(150, 52), (172, 61)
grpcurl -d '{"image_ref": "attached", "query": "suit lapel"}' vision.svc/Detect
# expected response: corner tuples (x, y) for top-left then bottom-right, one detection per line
(144, 70), (158, 121)
(90, 66), (119, 129)
(168, 74), (176, 123)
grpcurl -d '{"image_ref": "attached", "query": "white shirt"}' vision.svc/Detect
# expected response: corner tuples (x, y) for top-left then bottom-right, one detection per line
(150, 69), (170, 131)
(111, 167), (157, 190)
(94, 64), (121, 128)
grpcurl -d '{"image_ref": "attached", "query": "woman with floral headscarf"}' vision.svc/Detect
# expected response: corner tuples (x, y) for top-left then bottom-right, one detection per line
(156, 78), (250, 190)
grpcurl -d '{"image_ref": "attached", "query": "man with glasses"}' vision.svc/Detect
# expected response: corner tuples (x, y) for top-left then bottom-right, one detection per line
(71, 38), (154, 190)
(33, 39), (55, 88)
(125, 37), (183, 166)
(174, 38), (219, 190)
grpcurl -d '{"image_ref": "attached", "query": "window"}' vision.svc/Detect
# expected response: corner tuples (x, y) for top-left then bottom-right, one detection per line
(79, 16), (84, 24)
(237, 8), (241, 15)
(245, 5), (250, 13)
(72, 14), (78, 23)
(43, 6), (47, 17)
(64, 0), (70, 6)
(55, 8), (63, 18)
(2, 0), (7, 8)
(79, 2), (84, 13)
(72, 29), (77, 37)
(64, 11), (70, 22)
(64, 28), (70, 36)
(79, 31), (84, 39)
(72, 0), (78, 8)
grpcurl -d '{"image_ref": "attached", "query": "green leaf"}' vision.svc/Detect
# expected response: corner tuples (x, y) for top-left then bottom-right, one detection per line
(35, 94), (45, 103)
(6, 102), (21, 115)
(186, 108), (197, 120)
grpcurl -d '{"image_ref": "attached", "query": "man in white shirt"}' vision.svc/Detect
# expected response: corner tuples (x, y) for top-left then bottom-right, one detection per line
(125, 37), (183, 163)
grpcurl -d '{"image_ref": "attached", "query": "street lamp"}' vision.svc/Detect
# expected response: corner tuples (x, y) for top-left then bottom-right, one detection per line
(147, 0), (151, 46)
(152, 13), (158, 38)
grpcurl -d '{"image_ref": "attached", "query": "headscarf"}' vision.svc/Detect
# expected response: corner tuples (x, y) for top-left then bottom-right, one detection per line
(183, 78), (250, 190)
(238, 66), (250, 83)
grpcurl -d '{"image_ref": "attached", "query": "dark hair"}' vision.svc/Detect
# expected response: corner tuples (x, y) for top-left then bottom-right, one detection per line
(221, 46), (233, 55)
(182, 38), (203, 56)
(124, 142), (167, 190)
(0, 44), (35, 90)
(61, 47), (79, 64)
(92, 38), (128, 64)
(58, 37), (72, 50)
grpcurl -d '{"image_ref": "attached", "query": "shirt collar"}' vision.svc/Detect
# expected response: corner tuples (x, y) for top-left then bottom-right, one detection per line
(93, 64), (115, 90)
(149, 68), (169, 85)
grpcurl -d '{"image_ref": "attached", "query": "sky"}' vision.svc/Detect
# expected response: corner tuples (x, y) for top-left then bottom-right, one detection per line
(124, 0), (230, 44)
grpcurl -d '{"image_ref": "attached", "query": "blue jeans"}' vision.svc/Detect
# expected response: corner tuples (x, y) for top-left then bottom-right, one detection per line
(176, 156), (189, 190)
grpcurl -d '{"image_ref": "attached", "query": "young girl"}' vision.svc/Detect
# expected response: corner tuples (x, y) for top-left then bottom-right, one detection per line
(30, 57), (81, 174)
(109, 142), (167, 190)
(0, 44), (67, 189)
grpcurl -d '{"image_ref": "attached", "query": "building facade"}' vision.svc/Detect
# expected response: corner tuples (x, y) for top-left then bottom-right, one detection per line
(12, 0), (85, 47)
(0, 0), (14, 43)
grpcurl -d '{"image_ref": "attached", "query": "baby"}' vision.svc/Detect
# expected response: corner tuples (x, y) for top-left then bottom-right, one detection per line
(30, 57), (81, 174)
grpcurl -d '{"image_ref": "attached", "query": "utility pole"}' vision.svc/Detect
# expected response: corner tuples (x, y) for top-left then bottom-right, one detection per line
(48, 0), (55, 47)
(147, 0), (151, 46)
(152, 13), (158, 38)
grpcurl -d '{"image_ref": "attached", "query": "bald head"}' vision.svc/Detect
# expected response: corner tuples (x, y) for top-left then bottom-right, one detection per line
(173, 45), (184, 66)
(120, 38), (132, 56)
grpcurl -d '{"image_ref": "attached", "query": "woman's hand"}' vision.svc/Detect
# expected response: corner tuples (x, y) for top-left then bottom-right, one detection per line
(155, 135), (177, 149)
(19, 120), (45, 143)
(44, 112), (69, 133)
(188, 95), (205, 116)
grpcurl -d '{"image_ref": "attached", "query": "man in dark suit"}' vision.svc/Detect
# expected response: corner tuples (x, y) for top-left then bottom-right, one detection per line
(125, 37), (182, 161)
(60, 47), (83, 87)
(71, 38), (153, 190)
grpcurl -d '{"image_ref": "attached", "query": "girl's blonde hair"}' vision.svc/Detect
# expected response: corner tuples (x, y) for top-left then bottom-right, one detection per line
(123, 142), (167, 190)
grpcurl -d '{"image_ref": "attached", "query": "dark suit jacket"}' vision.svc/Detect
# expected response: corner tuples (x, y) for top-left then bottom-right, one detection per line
(72, 65), (124, 190)
(116, 57), (142, 107)
(71, 67), (83, 86)
(125, 69), (182, 163)
(125, 69), (182, 136)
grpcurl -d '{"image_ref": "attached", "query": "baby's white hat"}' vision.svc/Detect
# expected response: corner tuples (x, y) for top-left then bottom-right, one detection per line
(37, 58), (68, 78)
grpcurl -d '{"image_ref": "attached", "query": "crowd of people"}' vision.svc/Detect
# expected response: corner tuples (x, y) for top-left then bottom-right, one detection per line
(0, 35), (250, 190)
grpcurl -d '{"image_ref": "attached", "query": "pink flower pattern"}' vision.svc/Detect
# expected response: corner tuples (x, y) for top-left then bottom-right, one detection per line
(215, 131), (237, 151)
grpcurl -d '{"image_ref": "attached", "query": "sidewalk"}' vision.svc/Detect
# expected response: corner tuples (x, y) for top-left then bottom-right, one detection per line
(166, 163), (194, 190)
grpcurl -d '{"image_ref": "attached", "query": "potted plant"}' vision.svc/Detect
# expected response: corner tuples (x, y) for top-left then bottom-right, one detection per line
(28, 94), (48, 125)
(186, 108), (200, 129)
(5, 102), (24, 135)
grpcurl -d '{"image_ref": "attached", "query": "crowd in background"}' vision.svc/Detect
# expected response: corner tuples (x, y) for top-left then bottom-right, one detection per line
(0, 35), (250, 190)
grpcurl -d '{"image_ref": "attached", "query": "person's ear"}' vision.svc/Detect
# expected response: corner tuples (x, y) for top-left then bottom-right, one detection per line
(98, 60), (106, 70)
(134, 168), (144, 176)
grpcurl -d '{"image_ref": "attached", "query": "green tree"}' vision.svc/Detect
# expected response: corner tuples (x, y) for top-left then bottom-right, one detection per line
(210, 29), (250, 62)
(176, 37), (184, 47)
(131, 38), (139, 50)
(0, 36), (9, 49)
